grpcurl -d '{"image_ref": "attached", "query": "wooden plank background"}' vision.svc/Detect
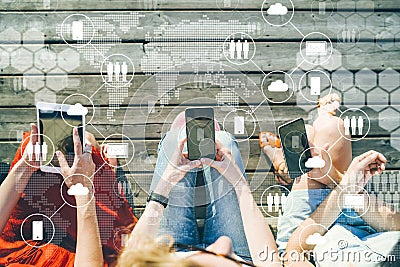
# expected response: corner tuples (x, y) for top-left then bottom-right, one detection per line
(1, 0), (399, 222)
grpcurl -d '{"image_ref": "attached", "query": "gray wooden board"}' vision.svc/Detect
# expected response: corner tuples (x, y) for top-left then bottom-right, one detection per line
(0, 11), (399, 43)
(0, 74), (400, 108)
(0, 0), (392, 11)
(0, 43), (398, 76)
(0, 105), (398, 137)
(1, 135), (400, 170)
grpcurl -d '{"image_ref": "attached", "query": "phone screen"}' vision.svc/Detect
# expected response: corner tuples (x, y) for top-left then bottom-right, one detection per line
(38, 108), (84, 168)
(185, 108), (216, 160)
(278, 118), (311, 179)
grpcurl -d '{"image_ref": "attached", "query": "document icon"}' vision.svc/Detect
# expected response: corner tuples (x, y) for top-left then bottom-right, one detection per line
(343, 194), (364, 210)
(121, 233), (129, 247)
(310, 77), (321, 96)
(306, 41), (327, 56)
(197, 128), (205, 142)
(234, 116), (245, 135)
(72, 20), (83, 41)
(147, 100), (156, 114)
(292, 135), (300, 149)
(32, 221), (43, 241)
(106, 143), (129, 159)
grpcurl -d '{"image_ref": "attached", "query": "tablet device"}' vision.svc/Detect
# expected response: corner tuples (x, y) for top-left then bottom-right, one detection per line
(36, 102), (86, 173)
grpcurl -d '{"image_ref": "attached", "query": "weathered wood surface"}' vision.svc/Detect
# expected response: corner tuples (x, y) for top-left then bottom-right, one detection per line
(0, 43), (398, 77)
(0, 74), (398, 110)
(0, 0), (392, 11)
(0, 105), (398, 137)
(0, 106), (400, 170)
(1, 0), (399, 223)
(0, 11), (399, 43)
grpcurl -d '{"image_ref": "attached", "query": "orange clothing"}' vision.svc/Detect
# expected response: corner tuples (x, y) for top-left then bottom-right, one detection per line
(0, 133), (137, 266)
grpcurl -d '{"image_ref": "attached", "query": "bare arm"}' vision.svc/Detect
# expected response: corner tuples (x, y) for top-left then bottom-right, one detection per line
(360, 192), (400, 231)
(57, 128), (103, 267)
(201, 140), (280, 266)
(129, 178), (171, 242)
(0, 124), (38, 233)
(235, 181), (281, 265)
(285, 150), (388, 266)
(74, 193), (103, 267)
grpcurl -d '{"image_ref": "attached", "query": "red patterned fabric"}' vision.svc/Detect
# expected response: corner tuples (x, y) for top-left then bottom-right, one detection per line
(0, 132), (137, 266)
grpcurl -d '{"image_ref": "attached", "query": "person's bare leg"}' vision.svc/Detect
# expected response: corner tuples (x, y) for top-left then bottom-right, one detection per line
(312, 93), (352, 174)
(293, 94), (352, 190)
(259, 94), (352, 189)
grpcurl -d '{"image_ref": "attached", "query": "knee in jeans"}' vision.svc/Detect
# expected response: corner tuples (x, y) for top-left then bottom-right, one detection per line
(215, 131), (236, 149)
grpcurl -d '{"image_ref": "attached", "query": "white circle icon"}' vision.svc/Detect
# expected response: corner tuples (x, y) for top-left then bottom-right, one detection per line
(338, 108), (370, 142)
(261, 0), (295, 27)
(223, 32), (256, 65)
(300, 32), (333, 65)
(100, 54), (135, 88)
(60, 14), (95, 48)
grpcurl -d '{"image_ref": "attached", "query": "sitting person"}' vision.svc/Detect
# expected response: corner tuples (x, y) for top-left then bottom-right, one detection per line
(259, 93), (350, 186)
(0, 124), (137, 266)
(262, 94), (400, 266)
(64, 111), (282, 267)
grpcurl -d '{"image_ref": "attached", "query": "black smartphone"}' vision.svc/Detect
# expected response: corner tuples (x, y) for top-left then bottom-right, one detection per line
(278, 118), (312, 179)
(185, 107), (216, 161)
(37, 102), (85, 173)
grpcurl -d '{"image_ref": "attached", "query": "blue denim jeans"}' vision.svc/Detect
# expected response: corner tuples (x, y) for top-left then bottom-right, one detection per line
(150, 129), (251, 260)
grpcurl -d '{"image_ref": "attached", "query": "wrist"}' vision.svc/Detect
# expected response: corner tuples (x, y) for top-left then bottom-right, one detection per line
(75, 193), (95, 212)
(153, 178), (173, 197)
(13, 160), (37, 178)
(234, 180), (250, 195)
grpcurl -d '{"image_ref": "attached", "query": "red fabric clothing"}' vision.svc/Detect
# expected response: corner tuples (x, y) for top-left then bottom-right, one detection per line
(0, 133), (137, 267)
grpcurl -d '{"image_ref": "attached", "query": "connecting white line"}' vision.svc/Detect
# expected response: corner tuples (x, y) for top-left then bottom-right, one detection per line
(48, 162), (66, 179)
(50, 203), (66, 219)
(327, 135), (344, 152)
(88, 123), (106, 139)
(289, 22), (305, 38)
(327, 173), (342, 191)
(250, 59), (267, 76)
(288, 59), (305, 75)
(91, 162), (106, 179)
(251, 98), (268, 113)
(90, 43), (107, 60)
(90, 83), (105, 100)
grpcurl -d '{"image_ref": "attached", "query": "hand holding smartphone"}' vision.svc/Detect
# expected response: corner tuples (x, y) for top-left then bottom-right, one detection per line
(185, 108), (216, 161)
(278, 118), (312, 180)
(37, 102), (86, 173)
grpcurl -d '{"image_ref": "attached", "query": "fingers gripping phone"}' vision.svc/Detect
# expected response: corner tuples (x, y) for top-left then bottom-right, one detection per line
(37, 102), (85, 173)
(278, 118), (312, 179)
(185, 108), (216, 161)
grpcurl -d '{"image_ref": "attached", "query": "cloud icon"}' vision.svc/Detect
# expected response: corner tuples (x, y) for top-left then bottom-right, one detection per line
(306, 233), (327, 245)
(305, 156), (326, 169)
(268, 80), (289, 92)
(267, 3), (288, 15)
(67, 103), (88, 116)
(67, 183), (89, 196)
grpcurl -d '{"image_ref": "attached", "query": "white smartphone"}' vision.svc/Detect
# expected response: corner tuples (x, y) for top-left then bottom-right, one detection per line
(32, 221), (43, 241)
(37, 102), (86, 173)
(72, 20), (84, 41)
(310, 77), (321, 96)
(234, 116), (245, 135)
